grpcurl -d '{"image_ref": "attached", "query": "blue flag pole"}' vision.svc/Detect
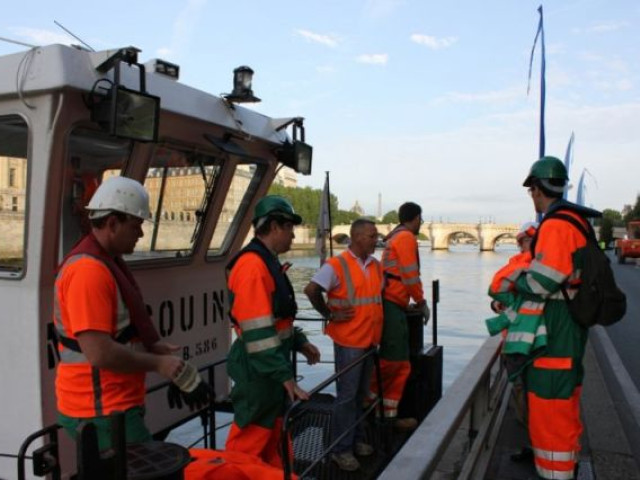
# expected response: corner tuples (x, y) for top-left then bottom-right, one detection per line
(528, 5), (547, 159)
(528, 5), (547, 220)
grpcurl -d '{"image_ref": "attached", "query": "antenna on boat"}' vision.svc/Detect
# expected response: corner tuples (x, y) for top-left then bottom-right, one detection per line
(0, 36), (37, 48)
(54, 20), (95, 52)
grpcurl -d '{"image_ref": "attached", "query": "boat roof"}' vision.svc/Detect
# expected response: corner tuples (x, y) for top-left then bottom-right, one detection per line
(0, 43), (295, 145)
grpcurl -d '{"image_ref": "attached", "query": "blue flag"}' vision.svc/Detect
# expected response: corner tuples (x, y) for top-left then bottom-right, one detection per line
(563, 132), (575, 200)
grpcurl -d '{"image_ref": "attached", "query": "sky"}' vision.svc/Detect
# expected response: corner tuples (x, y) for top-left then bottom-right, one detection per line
(1, 0), (639, 223)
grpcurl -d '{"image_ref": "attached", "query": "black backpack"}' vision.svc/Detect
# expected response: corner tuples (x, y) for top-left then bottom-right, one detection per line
(537, 212), (627, 327)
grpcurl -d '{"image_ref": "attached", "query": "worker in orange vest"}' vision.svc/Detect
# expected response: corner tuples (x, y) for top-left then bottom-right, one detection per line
(366, 202), (428, 430)
(486, 221), (538, 433)
(225, 195), (320, 468)
(304, 218), (384, 472)
(54, 177), (212, 450)
(515, 156), (601, 479)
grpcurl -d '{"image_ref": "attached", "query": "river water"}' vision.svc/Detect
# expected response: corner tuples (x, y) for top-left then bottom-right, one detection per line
(284, 243), (518, 391)
(168, 242), (519, 446)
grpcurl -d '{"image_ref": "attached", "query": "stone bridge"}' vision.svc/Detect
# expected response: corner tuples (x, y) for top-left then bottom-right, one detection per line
(325, 222), (520, 252)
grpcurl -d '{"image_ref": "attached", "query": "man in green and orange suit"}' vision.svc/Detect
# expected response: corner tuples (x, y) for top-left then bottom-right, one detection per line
(366, 202), (429, 430)
(225, 195), (320, 468)
(515, 156), (601, 480)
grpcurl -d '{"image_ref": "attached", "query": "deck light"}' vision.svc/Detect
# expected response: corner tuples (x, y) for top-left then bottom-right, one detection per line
(91, 47), (160, 142)
(224, 66), (261, 104)
(275, 118), (312, 175)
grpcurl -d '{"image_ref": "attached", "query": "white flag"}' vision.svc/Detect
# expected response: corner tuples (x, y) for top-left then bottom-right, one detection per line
(315, 176), (331, 265)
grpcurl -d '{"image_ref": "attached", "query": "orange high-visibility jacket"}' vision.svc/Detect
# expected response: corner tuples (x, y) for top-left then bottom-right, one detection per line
(325, 251), (384, 348)
(54, 255), (145, 418)
(382, 227), (424, 308)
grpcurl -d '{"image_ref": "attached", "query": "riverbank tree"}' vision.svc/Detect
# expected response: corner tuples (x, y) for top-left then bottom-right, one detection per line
(269, 184), (378, 226)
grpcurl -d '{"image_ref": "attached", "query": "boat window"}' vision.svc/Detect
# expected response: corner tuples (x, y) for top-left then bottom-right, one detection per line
(208, 163), (266, 256)
(60, 128), (131, 255)
(0, 115), (28, 278)
(130, 145), (223, 260)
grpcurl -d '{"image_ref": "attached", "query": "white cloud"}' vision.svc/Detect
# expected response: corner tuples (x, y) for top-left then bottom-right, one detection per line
(355, 53), (388, 65)
(294, 29), (340, 48)
(410, 34), (457, 50)
(162, 0), (207, 60)
(9, 27), (72, 46)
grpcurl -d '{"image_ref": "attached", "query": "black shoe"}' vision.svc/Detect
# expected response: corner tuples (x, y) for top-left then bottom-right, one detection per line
(510, 447), (534, 463)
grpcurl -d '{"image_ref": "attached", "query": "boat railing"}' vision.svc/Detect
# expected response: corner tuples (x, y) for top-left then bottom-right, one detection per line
(281, 347), (384, 480)
(15, 359), (230, 480)
(147, 357), (231, 449)
(377, 334), (508, 480)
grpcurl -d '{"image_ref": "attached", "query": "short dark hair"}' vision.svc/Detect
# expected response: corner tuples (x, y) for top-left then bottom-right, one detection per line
(530, 178), (564, 199)
(399, 202), (422, 223)
(350, 218), (375, 237)
(90, 211), (129, 229)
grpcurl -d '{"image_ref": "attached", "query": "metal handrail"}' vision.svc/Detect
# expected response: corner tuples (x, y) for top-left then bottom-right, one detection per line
(281, 347), (384, 480)
(377, 335), (505, 479)
(147, 357), (229, 449)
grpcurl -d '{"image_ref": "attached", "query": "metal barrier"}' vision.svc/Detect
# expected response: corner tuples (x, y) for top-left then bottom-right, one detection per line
(148, 357), (230, 449)
(377, 335), (507, 480)
(281, 347), (384, 480)
(17, 358), (228, 479)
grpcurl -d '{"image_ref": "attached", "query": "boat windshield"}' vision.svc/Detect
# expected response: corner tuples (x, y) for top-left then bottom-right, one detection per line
(0, 115), (28, 278)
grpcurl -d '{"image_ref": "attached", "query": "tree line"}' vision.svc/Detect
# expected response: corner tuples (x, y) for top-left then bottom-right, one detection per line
(269, 183), (640, 246)
(598, 195), (640, 246)
(268, 184), (399, 226)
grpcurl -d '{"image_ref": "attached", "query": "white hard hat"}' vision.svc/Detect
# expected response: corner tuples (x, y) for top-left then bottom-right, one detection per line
(86, 176), (151, 220)
(516, 221), (539, 241)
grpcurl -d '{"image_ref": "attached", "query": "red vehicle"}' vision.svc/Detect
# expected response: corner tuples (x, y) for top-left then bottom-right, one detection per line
(614, 220), (640, 264)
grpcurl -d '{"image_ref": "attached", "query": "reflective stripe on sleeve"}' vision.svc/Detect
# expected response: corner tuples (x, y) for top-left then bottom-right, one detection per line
(529, 260), (567, 284)
(402, 277), (421, 286)
(382, 259), (398, 269)
(238, 315), (275, 332)
(245, 336), (281, 353)
(399, 263), (419, 273)
(278, 327), (293, 340)
(506, 331), (535, 344)
(525, 274), (550, 295)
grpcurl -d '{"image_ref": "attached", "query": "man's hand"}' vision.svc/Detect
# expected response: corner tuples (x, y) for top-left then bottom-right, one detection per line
(283, 379), (309, 402)
(300, 342), (320, 365)
(168, 361), (215, 411)
(331, 306), (355, 322)
(148, 341), (181, 355)
(156, 354), (184, 381)
(490, 300), (505, 313)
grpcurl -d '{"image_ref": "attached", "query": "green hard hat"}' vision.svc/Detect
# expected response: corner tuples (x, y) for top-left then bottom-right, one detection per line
(253, 195), (302, 225)
(522, 156), (568, 187)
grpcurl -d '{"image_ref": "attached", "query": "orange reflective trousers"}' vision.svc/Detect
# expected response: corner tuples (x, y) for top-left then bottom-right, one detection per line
(225, 418), (293, 470)
(528, 356), (582, 480)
